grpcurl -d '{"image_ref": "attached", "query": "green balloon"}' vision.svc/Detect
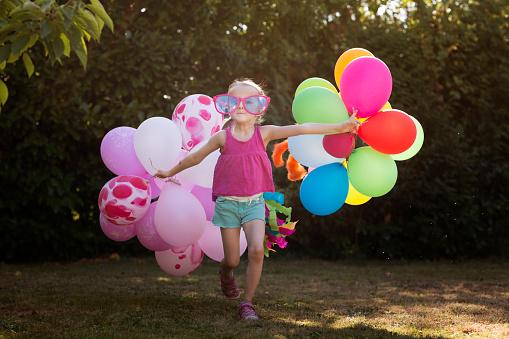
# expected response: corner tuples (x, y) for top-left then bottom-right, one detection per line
(348, 146), (398, 197)
(292, 86), (349, 124)
(295, 77), (338, 97)
(391, 115), (424, 161)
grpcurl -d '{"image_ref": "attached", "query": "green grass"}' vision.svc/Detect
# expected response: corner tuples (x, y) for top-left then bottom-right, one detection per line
(1, 256), (508, 338)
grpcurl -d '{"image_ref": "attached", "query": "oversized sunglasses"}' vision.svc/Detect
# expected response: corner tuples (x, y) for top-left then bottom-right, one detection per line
(212, 94), (271, 116)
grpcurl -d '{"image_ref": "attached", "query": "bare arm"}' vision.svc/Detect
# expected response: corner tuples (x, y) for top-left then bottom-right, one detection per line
(154, 131), (223, 179)
(264, 112), (360, 142)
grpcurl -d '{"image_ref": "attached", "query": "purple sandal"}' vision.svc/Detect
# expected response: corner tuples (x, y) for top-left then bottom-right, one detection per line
(219, 269), (240, 299)
(239, 301), (259, 320)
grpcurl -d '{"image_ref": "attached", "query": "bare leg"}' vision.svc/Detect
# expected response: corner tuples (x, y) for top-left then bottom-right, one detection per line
(220, 227), (241, 279)
(242, 219), (266, 302)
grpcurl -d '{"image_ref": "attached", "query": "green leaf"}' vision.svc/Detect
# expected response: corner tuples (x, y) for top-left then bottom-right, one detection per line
(59, 33), (70, 57)
(0, 61), (5, 70)
(22, 52), (34, 78)
(0, 44), (10, 63)
(52, 36), (64, 59)
(85, 0), (113, 32)
(78, 9), (100, 39)
(11, 34), (29, 56)
(0, 78), (8, 106)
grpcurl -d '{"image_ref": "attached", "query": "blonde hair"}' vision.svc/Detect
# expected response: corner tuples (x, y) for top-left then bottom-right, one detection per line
(222, 78), (267, 129)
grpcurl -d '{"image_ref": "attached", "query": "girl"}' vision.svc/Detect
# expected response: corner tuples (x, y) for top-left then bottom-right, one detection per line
(155, 79), (359, 320)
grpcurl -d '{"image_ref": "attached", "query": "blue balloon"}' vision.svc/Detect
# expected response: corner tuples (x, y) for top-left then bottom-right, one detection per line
(299, 163), (349, 216)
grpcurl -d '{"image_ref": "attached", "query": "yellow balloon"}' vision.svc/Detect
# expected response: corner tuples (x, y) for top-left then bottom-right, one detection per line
(346, 181), (372, 205)
(334, 48), (374, 89)
(381, 102), (392, 110)
(343, 161), (371, 205)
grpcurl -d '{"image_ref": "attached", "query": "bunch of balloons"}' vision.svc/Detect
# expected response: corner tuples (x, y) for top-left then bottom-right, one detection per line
(98, 94), (250, 276)
(291, 48), (424, 216)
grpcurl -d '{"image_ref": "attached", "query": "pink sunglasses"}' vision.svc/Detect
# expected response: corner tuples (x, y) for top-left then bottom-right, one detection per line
(213, 94), (271, 116)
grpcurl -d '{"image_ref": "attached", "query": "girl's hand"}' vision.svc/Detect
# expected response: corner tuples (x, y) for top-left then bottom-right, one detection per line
(153, 170), (181, 185)
(153, 169), (171, 179)
(343, 109), (361, 133)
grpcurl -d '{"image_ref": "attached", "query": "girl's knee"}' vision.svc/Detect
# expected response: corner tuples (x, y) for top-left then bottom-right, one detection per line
(223, 256), (240, 269)
(248, 247), (265, 262)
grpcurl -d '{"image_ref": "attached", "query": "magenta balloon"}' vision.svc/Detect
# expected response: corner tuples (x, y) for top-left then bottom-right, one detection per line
(322, 133), (356, 158)
(100, 127), (146, 176)
(340, 57), (392, 118)
(135, 202), (171, 251)
(99, 213), (136, 242)
(191, 185), (215, 221)
(155, 243), (204, 277)
(197, 221), (247, 262)
(154, 184), (206, 247)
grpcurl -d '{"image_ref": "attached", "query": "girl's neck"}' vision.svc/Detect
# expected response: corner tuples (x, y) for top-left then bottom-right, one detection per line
(232, 122), (255, 136)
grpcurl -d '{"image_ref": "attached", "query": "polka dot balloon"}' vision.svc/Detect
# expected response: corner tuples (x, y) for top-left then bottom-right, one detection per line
(98, 175), (151, 225)
(172, 94), (224, 151)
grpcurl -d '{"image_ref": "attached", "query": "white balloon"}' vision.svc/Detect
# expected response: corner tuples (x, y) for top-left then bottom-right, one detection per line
(177, 141), (220, 188)
(134, 117), (182, 175)
(288, 134), (344, 168)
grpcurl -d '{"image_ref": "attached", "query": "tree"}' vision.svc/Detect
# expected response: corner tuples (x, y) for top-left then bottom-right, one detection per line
(0, 0), (113, 110)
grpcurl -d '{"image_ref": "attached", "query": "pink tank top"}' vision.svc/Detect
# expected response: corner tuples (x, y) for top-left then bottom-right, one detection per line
(212, 125), (275, 201)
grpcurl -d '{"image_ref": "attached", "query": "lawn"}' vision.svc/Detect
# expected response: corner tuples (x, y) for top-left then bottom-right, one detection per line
(1, 256), (508, 338)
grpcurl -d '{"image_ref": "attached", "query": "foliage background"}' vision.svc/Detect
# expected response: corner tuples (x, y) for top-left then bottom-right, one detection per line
(1, 0), (508, 262)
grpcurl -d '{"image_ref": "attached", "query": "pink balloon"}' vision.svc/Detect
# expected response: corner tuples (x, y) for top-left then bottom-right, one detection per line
(98, 175), (151, 225)
(100, 127), (146, 176)
(323, 133), (356, 158)
(99, 213), (136, 242)
(135, 202), (171, 251)
(155, 243), (204, 277)
(142, 172), (160, 199)
(154, 184), (206, 247)
(191, 185), (215, 221)
(340, 56), (392, 118)
(197, 221), (247, 262)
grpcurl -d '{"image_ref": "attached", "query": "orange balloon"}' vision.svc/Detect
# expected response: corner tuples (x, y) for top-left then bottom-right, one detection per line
(334, 48), (374, 89)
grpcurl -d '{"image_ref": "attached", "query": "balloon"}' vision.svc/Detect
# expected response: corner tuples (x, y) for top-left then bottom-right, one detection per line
(142, 172), (161, 199)
(155, 243), (204, 277)
(99, 213), (136, 242)
(191, 185), (215, 221)
(288, 134), (344, 168)
(295, 77), (337, 97)
(197, 221), (247, 262)
(100, 127), (146, 176)
(177, 142), (220, 188)
(134, 117), (182, 175)
(152, 149), (195, 192)
(348, 147), (398, 197)
(391, 115), (424, 161)
(135, 202), (171, 251)
(358, 110), (417, 154)
(382, 102), (392, 110)
(154, 184), (206, 248)
(98, 176), (151, 225)
(300, 163), (349, 216)
(343, 162), (371, 205)
(292, 86), (349, 124)
(340, 56), (392, 118)
(322, 133), (356, 158)
(172, 94), (224, 151)
(334, 48), (374, 89)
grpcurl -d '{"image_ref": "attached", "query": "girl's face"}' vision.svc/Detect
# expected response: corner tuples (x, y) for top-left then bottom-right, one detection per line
(228, 84), (261, 125)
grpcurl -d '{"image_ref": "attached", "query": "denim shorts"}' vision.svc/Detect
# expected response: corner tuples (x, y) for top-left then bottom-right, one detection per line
(212, 195), (266, 228)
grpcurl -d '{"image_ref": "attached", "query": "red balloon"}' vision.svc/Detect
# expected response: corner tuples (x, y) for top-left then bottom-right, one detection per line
(358, 110), (417, 154)
(323, 133), (356, 158)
